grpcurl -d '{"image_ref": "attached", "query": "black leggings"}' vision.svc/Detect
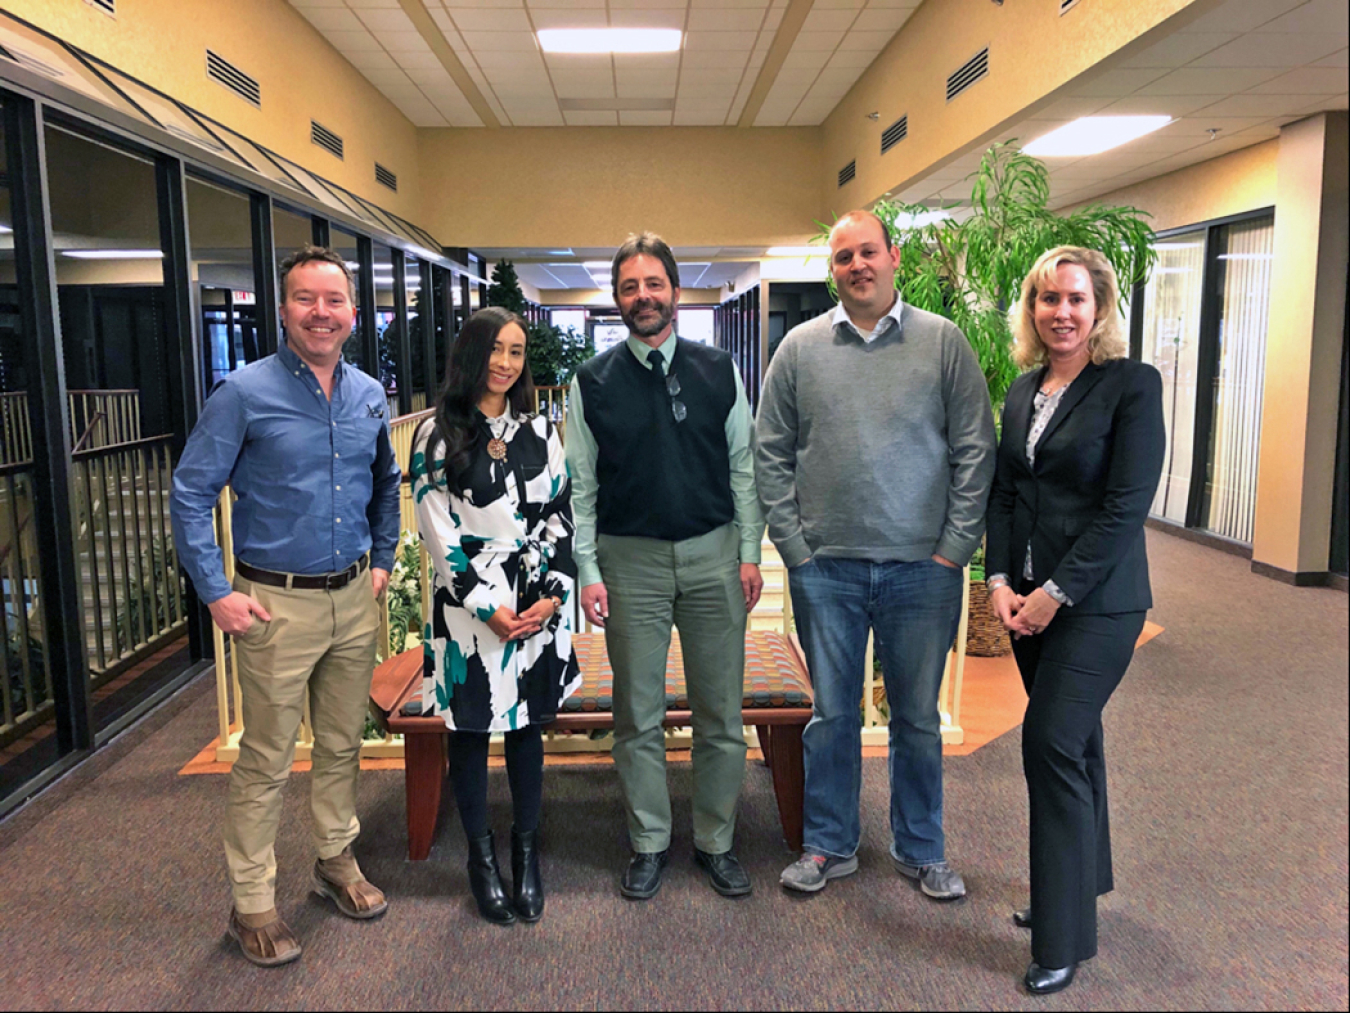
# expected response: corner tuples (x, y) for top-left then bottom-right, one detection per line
(446, 726), (544, 840)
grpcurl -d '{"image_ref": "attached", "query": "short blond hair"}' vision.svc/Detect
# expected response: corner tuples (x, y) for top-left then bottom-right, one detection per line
(1009, 245), (1127, 370)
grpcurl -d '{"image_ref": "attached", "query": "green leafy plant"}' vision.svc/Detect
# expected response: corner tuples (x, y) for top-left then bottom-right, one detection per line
(115, 536), (183, 655)
(386, 531), (424, 657)
(527, 320), (594, 387)
(487, 259), (530, 317)
(815, 141), (1157, 410)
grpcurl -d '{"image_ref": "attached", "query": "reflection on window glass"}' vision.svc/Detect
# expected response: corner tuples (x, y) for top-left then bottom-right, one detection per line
(678, 307), (714, 345)
(331, 228), (363, 375)
(406, 256), (427, 411)
(45, 124), (192, 731)
(273, 206), (311, 356)
(0, 20), (140, 119)
(372, 242), (396, 403)
(550, 308), (586, 335)
(190, 177), (256, 389)
(1140, 231), (1206, 525)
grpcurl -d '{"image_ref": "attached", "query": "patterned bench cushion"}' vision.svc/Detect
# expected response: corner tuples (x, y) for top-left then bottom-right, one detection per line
(561, 630), (812, 713)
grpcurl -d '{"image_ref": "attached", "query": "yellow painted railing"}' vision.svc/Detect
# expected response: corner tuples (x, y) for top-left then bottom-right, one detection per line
(0, 389), (143, 466)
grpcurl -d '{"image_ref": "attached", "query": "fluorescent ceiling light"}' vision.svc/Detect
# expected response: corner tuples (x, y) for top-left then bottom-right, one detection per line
(582, 261), (611, 270)
(1024, 116), (1172, 157)
(538, 28), (682, 54)
(1218, 253), (1273, 260)
(0, 224), (11, 234)
(766, 246), (828, 258)
(63, 249), (164, 259)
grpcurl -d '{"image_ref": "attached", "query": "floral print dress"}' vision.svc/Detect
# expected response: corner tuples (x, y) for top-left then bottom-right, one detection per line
(411, 411), (581, 733)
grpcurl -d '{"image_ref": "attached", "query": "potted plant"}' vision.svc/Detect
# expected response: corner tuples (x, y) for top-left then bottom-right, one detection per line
(815, 141), (1157, 654)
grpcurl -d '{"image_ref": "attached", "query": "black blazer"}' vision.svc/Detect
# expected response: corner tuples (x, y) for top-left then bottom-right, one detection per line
(986, 357), (1165, 615)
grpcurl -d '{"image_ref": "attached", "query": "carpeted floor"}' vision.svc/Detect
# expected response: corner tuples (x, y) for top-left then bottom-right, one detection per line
(0, 531), (1345, 1011)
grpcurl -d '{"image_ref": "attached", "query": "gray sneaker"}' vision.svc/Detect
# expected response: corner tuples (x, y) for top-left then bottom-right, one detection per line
(780, 853), (859, 893)
(893, 857), (967, 899)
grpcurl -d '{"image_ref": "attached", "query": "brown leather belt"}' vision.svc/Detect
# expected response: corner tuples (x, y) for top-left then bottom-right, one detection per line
(236, 555), (368, 591)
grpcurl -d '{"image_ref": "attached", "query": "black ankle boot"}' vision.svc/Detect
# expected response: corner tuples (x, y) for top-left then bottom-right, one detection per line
(511, 826), (544, 923)
(467, 831), (515, 925)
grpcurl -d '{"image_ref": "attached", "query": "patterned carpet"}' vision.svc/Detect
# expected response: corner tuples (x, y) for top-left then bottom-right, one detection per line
(0, 531), (1345, 1011)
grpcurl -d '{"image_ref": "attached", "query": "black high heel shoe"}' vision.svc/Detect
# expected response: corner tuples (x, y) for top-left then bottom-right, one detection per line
(1024, 961), (1077, 994)
(467, 831), (516, 925)
(511, 826), (544, 922)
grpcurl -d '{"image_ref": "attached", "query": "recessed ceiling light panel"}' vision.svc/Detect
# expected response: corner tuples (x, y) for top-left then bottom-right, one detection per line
(1023, 116), (1172, 157)
(537, 28), (682, 54)
(62, 249), (165, 259)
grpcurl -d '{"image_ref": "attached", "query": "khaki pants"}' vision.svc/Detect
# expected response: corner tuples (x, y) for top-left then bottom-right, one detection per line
(223, 569), (379, 914)
(599, 523), (748, 854)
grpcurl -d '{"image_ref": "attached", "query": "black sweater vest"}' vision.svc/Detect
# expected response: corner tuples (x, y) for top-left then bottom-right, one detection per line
(576, 338), (737, 542)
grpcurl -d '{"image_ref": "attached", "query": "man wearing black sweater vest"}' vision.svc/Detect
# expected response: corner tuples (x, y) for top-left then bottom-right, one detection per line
(566, 232), (765, 900)
(756, 211), (996, 899)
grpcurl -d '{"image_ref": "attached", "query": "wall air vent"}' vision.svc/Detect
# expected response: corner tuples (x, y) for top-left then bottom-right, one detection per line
(838, 159), (856, 188)
(311, 121), (344, 160)
(375, 162), (398, 192)
(881, 115), (908, 155)
(0, 44), (66, 81)
(85, 0), (116, 16)
(206, 50), (260, 107)
(947, 46), (989, 102)
(1061, 0), (1083, 12)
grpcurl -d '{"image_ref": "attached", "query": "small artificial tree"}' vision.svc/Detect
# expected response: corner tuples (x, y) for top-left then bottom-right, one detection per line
(815, 141), (1157, 410)
(486, 258), (595, 386)
(487, 259), (530, 317)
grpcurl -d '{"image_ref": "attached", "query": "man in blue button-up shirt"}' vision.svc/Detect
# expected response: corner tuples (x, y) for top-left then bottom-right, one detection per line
(171, 246), (401, 967)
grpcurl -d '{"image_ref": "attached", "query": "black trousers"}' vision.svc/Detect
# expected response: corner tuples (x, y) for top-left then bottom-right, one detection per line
(1011, 605), (1146, 968)
(447, 726), (544, 841)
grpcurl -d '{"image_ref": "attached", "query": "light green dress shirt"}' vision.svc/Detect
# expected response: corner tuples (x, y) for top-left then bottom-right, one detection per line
(566, 332), (764, 588)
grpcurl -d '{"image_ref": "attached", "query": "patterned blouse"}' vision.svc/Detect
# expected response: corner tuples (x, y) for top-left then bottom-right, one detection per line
(411, 411), (581, 733)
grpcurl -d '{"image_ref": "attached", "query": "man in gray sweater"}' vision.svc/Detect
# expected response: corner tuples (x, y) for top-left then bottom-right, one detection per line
(756, 210), (996, 898)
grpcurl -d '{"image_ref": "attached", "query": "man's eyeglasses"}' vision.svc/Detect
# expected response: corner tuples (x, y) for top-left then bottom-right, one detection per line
(665, 373), (687, 423)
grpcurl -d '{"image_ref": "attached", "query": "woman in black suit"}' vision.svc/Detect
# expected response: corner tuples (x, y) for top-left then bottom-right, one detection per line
(986, 245), (1165, 995)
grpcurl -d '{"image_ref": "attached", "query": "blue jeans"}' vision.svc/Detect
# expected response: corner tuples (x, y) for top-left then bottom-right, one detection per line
(790, 556), (964, 865)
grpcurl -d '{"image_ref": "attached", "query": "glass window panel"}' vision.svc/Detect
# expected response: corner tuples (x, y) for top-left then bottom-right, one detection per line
(189, 176), (256, 390)
(331, 227), (364, 375)
(91, 65), (254, 173)
(678, 307), (715, 345)
(1139, 230), (1206, 525)
(269, 154), (371, 224)
(203, 124), (307, 196)
(1202, 215), (1274, 544)
(372, 242), (396, 404)
(432, 266), (449, 385)
(45, 125), (192, 730)
(0, 20), (141, 120)
(406, 255), (427, 412)
(551, 308), (586, 335)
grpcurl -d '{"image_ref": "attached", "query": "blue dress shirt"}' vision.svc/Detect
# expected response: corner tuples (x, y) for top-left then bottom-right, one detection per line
(171, 339), (402, 604)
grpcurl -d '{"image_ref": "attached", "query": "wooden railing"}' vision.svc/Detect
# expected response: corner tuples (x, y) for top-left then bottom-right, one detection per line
(70, 434), (185, 679)
(0, 462), (54, 750)
(536, 386), (569, 442)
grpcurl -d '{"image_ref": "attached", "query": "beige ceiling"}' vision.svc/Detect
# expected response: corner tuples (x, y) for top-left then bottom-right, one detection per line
(289, 0), (921, 128)
(891, 0), (1347, 211)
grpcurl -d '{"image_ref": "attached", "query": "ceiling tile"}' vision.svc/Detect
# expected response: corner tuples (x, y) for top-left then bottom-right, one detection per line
(688, 0), (769, 6)
(354, 9), (418, 32)
(1199, 92), (1338, 116)
(460, 30), (541, 50)
(1176, 0), (1305, 34)
(1135, 66), (1284, 95)
(360, 68), (414, 89)
(1190, 32), (1343, 68)
(1312, 48), (1349, 67)
(475, 50), (537, 68)
(323, 30), (384, 51)
(448, 8), (533, 30)
(382, 31), (433, 51)
(507, 109), (566, 125)
(429, 9), (455, 30)
(392, 49), (446, 70)
(801, 8), (859, 32)
(781, 49), (831, 71)
(850, 7), (913, 33)
(684, 31), (759, 50)
(675, 110), (731, 124)
(1159, 115), (1267, 135)
(1032, 96), (1113, 119)
(1248, 67), (1350, 95)
(763, 8), (784, 30)
(1254, 0), (1350, 37)
(811, 0), (866, 8)
(609, 8), (687, 28)
(613, 52), (681, 72)
(687, 8), (764, 30)
(299, 7), (367, 31)
(681, 49), (751, 67)
(678, 83), (740, 100)
(345, 49), (399, 70)
(1117, 32), (1239, 68)
(619, 110), (675, 125)
(793, 31), (847, 51)
(826, 49), (879, 69)
(616, 73), (679, 98)
(1096, 94), (1221, 117)
(528, 8), (608, 28)
(837, 30), (894, 51)
(752, 109), (792, 126)
(1067, 67), (1171, 98)
(551, 74), (615, 98)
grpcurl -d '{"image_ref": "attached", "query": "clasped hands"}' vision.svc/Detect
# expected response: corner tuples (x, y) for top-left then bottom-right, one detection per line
(486, 598), (558, 643)
(990, 585), (1061, 639)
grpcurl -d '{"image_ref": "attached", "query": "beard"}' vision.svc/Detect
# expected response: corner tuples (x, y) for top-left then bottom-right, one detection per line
(621, 296), (674, 338)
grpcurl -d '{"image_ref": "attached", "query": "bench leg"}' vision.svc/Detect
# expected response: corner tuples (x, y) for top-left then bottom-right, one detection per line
(403, 732), (447, 861)
(763, 724), (805, 853)
(755, 723), (775, 769)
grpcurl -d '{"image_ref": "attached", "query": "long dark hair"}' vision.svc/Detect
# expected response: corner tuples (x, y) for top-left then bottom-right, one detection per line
(421, 307), (535, 494)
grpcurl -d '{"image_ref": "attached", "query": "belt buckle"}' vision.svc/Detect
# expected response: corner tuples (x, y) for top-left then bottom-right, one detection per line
(326, 570), (346, 591)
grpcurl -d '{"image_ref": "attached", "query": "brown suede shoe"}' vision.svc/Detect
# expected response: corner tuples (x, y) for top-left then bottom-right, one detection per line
(227, 908), (302, 968)
(312, 848), (389, 920)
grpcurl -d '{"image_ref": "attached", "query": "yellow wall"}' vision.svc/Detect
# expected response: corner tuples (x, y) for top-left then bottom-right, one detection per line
(416, 127), (822, 249)
(1069, 140), (1278, 232)
(6, 0), (425, 225)
(821, 0), (1210, 210)
(1253, 112), (1348, 575)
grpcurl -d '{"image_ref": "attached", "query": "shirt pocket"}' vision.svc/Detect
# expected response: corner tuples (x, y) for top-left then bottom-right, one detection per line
(339, 415), (386, 464)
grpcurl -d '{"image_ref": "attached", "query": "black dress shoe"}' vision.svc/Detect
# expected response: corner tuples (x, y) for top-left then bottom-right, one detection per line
(1013, 906), (1032, 928)
(1024, 961), (1077, 994)
(620, 850), (669, 900)
(466, 831), (516, 925)
(511, 826), (544, 923)
(695, 849), (753, 897)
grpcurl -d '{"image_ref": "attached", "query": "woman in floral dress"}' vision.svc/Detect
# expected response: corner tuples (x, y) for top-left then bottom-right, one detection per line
(411, 306), (580, 925)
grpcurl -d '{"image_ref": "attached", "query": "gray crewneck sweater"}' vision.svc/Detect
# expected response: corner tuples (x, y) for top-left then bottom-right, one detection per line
(754, 301), (997, 569)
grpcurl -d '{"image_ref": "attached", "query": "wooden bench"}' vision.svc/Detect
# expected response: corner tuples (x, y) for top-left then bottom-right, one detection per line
(369, 630), (815, 861)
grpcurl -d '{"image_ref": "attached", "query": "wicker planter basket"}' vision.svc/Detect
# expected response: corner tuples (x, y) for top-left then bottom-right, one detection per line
(965, 579), (1012, 657)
